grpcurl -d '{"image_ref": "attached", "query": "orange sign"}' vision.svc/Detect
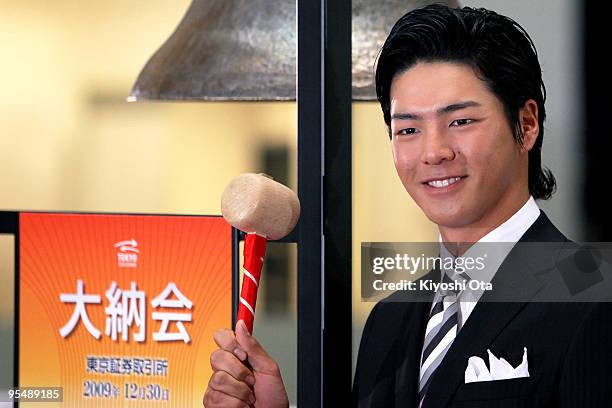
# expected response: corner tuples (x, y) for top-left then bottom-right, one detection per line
(19, 212), (232, 407)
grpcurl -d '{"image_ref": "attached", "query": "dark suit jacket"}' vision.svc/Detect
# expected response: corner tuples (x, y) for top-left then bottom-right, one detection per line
(353, 211), (612, 407)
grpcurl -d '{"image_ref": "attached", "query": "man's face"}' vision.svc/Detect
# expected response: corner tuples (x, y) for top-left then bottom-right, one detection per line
(390, 62), (529, 231)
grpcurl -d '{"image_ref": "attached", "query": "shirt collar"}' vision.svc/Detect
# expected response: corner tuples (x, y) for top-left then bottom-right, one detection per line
(436, 195), (541, 294)
(437, 195), (540, 245)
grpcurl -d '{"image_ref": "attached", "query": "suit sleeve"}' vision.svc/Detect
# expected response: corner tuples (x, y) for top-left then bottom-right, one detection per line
(352, 301), (380, 407)
(559, 302), (612, 406)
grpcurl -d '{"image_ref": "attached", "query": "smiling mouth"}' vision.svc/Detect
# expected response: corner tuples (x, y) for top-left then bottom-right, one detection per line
(424, 176), (465, 188)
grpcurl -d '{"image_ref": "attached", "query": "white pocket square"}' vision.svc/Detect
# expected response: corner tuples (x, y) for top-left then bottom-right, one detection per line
(464, 347), (529, 383)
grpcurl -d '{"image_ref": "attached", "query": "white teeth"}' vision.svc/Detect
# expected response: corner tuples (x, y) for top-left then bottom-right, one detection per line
(427, 177), (462, 188)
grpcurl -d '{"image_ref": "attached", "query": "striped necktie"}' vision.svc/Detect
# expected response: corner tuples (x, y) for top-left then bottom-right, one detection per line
(417, 269), (469, 406)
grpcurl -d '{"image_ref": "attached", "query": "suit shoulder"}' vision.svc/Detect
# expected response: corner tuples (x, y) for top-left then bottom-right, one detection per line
(522, 210), (571, 243)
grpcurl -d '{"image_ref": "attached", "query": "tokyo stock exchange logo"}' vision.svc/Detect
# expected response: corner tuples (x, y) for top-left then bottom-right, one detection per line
(115, 239), (139, 268)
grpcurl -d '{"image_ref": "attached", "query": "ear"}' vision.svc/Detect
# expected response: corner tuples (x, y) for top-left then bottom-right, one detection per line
(519, 99), (539, 152)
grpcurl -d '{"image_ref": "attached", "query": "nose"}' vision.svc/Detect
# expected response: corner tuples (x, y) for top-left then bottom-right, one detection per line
(420, 129), (455, 165)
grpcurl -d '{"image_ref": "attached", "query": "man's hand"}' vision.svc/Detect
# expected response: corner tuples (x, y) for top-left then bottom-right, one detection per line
(203, 320), (290, 408)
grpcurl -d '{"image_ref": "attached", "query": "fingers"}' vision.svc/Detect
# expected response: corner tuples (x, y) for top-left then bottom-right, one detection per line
(209, 349), (255, 386)
(203, 387), (251, 408)
(206, 370), (255, 406)
(205, 323), (287, 408)
(235, 320), (282, 375)
(213, 328), (247, 362)
(205, 343), (256, 408)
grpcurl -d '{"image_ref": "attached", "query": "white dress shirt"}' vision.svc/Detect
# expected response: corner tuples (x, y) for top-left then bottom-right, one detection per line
(434, 195), (541, 330)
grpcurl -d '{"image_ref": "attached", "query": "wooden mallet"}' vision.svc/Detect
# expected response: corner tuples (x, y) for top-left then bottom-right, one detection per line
(221, 173), (300, 334)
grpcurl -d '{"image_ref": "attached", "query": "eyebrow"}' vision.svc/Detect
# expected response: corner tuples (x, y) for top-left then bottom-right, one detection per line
(391, 101), (482, 121)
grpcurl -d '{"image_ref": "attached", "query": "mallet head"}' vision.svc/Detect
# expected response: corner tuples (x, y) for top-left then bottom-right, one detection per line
(221, 173), (300, 240)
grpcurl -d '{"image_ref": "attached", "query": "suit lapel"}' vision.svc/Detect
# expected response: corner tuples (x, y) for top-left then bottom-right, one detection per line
(393, 299), (432, 408)
(360, 294), (432, 408)
(421, 253), (542, 407)
(420, 211), (566, 407)
(381, 268), (444, 407)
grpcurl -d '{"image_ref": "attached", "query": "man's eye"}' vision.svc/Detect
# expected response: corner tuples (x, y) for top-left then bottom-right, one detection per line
(450, 118), (474, 127)
(397, 128), (417, 136)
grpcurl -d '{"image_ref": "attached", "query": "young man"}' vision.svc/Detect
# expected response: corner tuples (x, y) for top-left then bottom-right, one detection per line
(203, 5), (612, 407)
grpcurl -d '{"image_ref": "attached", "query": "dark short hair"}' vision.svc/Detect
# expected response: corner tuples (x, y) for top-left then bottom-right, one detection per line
(375, 4), (556, 200)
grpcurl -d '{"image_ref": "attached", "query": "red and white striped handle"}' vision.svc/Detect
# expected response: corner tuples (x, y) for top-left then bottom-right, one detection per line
(237, 233), (267, 334)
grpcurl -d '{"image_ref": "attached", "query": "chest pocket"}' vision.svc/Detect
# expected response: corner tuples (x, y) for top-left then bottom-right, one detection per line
(449, 377), (534, 407)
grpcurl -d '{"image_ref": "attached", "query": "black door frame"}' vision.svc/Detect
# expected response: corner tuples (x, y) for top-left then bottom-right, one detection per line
(297, 1), (353, 406)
